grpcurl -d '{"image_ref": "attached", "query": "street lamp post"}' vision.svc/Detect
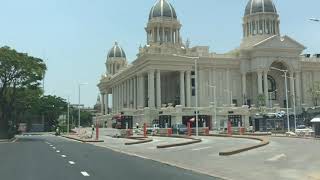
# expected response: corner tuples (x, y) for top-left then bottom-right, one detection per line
(270, 67), (290, 132)
(78, 83), (88, 128)
(173, 54), (200, 136)
(67, 96), (70, 134)
(285, 76), (297, 131)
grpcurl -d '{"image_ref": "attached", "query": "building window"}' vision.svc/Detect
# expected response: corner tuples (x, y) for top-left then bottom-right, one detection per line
(263, 75), (277, 100)
(191, 78), (195, 87)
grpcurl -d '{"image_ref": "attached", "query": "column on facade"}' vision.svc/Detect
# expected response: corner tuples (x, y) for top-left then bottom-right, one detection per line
(157, 26), (160, 42)
(226, 69), (230, 104)
(133, 77), (136, 109)
(180, 71), (185, 107)
(242, 73), (247, 105)
(156, 70), (161, 108)
(257, 71), (263, 94)
(290, 72), (295, 106)
(111, 88), (114, 113)
(208, 69), (213, 102)
(131, 78), (134, 109)
(127, 80), (130, 108)
(105, 93), (109, 114)
(120, 83), (123, 110)
(162, 27), (165, 43)
(101, 93), (105, 115)
(263, 71), (269, 106)
(148, 70), (155, 108)
(129, 79), (132, 109)
(295, 72), (301, 106)
(117, 84), (121, 112)
(139, 74), (146, 108)
(186, 71), (191, 107)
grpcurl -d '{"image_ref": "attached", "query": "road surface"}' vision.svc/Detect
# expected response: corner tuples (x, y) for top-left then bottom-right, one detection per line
(0, 135), (221, 180)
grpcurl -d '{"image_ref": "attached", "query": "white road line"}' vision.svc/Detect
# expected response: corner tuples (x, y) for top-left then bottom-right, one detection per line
(191, 146), (211, 151)
(81, 171), (90, 177)
(56, 150), (60, 153)
(68, 161), (75, 165)
(52, 147), (56, 149)
(50, 145), (53, 147)
(61, 155), (67, 158)
(267, 154), (287, 162)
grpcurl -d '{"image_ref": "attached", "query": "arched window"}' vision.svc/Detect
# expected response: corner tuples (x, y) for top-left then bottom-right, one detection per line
(268, 75), (277, 100)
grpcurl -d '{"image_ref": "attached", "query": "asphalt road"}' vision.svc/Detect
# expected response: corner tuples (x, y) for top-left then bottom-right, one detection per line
(0, 135), (221, 180)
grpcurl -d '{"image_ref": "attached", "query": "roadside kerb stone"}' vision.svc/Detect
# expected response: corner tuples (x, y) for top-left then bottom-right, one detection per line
(61, 135), (104, 143)
(204, 134), (269, 156)
(124, 137), (153, 145)
(155, 135), (202, 148)
(0, 137), (16, 142)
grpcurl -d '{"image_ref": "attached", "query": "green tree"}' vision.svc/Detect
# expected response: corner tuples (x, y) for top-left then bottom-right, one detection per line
(257, 94), (266, 107)
(0, 46), (46, 138)
(308, 81), (320, 106)
(34, 95), (67, 131)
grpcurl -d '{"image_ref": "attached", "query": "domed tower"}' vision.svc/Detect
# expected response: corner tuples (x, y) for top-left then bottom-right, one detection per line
(242, 0), (280, 47)
(106, 42), (127, 75)
(146, 0), (182, 46)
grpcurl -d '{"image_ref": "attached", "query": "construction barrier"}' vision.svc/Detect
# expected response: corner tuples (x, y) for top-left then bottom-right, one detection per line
(95, 124), (99, 140)
(239, 127), (245, 135)
(167, 128), (173, 136)
(187, 122), (191, 136)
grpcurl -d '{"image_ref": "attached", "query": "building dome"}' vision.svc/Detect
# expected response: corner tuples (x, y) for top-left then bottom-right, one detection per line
(149, 0), (177, 20)
(107, 42), (126, 58)
(244, 0), (277, 16)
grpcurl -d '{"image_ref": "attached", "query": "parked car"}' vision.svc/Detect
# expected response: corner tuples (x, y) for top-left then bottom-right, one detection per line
(172, 124), (188, 135)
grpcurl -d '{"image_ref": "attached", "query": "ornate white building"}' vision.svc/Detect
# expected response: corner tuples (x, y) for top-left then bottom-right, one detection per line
(97, 0), (320, 131)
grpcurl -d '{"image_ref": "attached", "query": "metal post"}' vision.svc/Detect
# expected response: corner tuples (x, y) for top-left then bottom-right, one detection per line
(214, 86), (217, 131)
(67, 96), (70, 134)
(195, 59), (199, 137)
(230, 91), (233, 105)
(284, 71), (290, 132)
(78, 84), (81, 128)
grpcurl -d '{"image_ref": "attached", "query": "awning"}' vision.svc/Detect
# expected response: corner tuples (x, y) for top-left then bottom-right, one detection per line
(311, 117), (320, 123)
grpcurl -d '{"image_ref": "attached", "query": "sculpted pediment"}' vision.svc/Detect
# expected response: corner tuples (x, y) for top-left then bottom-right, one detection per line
(252, 35), (306, 51)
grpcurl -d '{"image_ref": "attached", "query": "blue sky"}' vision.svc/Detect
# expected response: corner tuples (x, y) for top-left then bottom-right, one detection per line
(0, 0), (319, 107)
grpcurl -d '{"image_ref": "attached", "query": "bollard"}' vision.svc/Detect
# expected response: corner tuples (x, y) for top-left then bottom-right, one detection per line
(96, 123), (99, 140)
(187, 122), (191, 136)
(227, 120), (232, 136)
(167, 128), (172, 136)
(205, 127), (209, 135)
(143, 123), (147, 138)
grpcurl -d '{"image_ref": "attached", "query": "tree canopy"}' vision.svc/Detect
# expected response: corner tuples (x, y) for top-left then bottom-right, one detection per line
(0, 46), (46, 138)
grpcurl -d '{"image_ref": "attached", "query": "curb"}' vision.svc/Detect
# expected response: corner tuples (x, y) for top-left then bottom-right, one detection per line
(124, 138), (153, 145)
(0, 137), (16, 143)
(154, 135), (202, 148)
(204, 134), (269, 156)
(61, 135), (104, 143)
(271, 135), (320, 140)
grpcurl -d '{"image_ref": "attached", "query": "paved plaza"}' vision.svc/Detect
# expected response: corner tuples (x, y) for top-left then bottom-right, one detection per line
(92, 135), (320, 180)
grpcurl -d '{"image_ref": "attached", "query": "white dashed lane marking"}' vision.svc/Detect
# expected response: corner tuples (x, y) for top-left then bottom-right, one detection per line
(68, 161), (75, 165)
(61, 155), (67, 158)
(56, 150), (60, 153)
(81, 171), (90, 177)
(191, 146), (212, 151)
